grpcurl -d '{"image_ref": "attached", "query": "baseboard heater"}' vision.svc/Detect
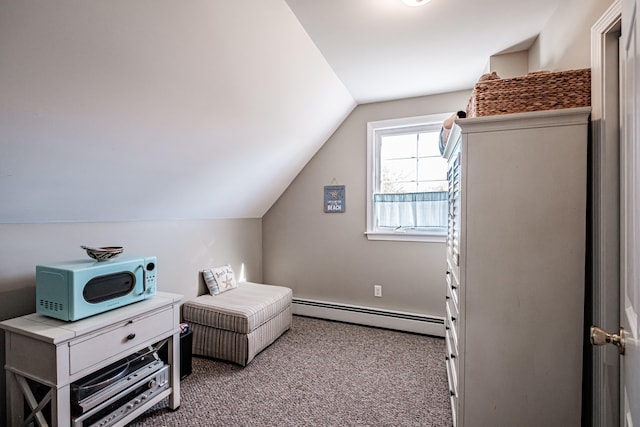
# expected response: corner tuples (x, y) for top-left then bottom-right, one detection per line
(292, 298), (444, 337)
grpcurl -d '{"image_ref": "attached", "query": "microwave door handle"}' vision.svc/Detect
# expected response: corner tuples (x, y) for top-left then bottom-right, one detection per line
(138, 264), (147, 295)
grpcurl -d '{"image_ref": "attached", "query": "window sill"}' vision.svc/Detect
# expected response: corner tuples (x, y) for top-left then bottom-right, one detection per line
(364, 231), (446, 243)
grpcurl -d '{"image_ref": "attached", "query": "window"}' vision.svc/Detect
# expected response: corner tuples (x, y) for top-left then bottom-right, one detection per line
(366, 113), (450, 242)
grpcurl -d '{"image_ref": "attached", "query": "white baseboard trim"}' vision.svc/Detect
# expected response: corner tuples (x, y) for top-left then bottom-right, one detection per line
(292, 298), (444, 337)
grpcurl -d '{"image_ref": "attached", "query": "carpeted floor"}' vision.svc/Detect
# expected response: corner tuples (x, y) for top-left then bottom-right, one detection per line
(129, 315), (453, 426)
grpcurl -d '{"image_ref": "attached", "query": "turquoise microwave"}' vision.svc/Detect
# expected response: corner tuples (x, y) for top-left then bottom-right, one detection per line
(35, 255), (157, 321)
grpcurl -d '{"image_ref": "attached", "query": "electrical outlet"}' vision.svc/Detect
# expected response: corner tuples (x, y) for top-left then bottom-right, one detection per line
(374, 285), (382, 297)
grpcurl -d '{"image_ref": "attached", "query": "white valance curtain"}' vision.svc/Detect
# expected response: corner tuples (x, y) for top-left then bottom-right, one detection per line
(374, 191), (447, 230)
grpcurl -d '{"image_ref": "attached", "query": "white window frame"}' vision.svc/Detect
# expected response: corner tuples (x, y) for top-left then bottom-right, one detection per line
(366, 113), (451, 243)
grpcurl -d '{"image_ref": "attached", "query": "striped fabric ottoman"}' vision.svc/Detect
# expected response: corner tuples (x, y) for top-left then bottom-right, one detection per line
(182, 282), (292, 366)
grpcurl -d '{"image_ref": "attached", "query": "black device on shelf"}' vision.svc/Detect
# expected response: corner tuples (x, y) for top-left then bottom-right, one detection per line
(159, 326), (192, 379)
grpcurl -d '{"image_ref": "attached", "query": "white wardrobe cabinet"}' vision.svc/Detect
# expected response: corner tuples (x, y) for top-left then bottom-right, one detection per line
(442, 107), (591, 427)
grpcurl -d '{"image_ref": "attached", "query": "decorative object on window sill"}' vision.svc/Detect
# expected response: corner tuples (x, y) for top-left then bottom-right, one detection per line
(324, 184), (345, 213)
(439, 110), (466, 155)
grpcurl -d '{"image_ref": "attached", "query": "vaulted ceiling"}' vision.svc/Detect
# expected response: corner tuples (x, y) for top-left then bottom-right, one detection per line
(0, 0), (562, 223)
(286, 0), (563, 103)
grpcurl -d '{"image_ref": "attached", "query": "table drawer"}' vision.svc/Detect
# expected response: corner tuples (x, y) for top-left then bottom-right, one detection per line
(446, 278), (459, 317)
(446, 265), (460, 309)
(446, 299), (458, 333)
(445, 328), (459, 376)
(446, 255), (460, 291)
(445, 336), (458, 397)
(445, 351), (458, 427)
(69, 306), (174, 375)
(445, 303), (458, 352)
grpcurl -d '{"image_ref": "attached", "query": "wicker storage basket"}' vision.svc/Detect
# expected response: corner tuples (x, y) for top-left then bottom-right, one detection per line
(466, 68), (591, 117)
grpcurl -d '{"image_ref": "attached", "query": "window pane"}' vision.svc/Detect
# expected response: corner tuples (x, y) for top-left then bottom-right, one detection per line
(417, 180), (448, 192)
(380, 134), (417, 160)
(381, 180), (414, 193)
(368, 114), (452, 238)
(418, 132), (441, 157)
(381, 158), (416, 183)
(417, 157), (447, 181)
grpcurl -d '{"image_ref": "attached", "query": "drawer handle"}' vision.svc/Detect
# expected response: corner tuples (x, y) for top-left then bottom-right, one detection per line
(451, 316), (456, 322)
(450, 390), (456, 397)
(451, 353), (456, 359)
(126, 333), (136, 341)
(451, 285), (457, 290)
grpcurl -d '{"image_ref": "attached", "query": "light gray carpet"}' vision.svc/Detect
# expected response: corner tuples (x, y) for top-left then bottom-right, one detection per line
(129, 315), (453, 426)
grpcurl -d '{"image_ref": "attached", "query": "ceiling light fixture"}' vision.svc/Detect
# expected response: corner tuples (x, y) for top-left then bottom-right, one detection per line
(403, 0), (431, 6)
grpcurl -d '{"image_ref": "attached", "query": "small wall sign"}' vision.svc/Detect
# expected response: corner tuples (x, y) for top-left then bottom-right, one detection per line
(324, 185), (345, 213)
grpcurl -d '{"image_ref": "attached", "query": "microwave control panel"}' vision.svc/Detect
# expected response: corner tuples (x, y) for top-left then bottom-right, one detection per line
(144, 258), (157, 294)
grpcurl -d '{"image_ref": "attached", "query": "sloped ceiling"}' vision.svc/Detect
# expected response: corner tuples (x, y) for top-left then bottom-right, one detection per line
(0, 0), (561, 223)
(0, 0), (355, 222)
(285, 0), (564, 103)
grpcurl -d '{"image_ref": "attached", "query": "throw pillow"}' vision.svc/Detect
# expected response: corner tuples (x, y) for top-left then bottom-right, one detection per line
(202, 269), (220, 295)
(210, 264), (238, 294)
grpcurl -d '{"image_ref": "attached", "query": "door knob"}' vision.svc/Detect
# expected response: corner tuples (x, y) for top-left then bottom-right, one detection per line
(590, 325), (625, 355)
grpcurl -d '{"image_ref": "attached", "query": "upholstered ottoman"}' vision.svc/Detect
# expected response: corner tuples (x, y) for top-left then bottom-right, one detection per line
(182, 282), (292, 366)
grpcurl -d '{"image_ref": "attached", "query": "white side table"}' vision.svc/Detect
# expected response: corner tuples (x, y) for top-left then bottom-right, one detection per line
(1, 291), (182, 427)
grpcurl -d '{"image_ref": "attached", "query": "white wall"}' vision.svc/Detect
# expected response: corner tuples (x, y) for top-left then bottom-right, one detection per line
(0, 0), (355, 222)
(529, 0), (615, 71)
(489, 51), (529, 79)
(263, 90), (471, 317)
